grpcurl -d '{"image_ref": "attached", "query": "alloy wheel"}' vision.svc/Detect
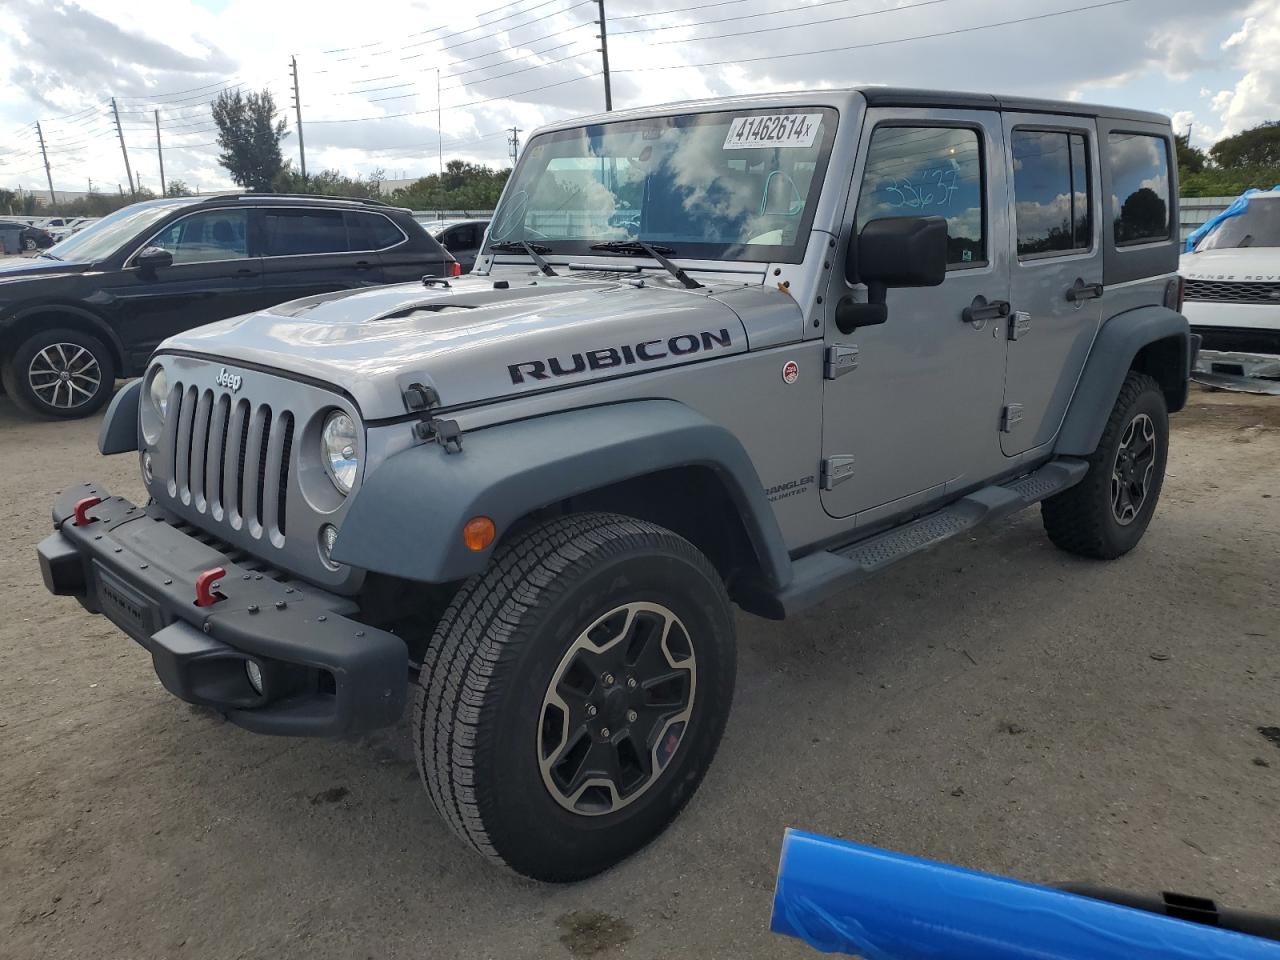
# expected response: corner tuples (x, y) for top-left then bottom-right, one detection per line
(28, 342), (102, 411)
(1111, 412), (1157, 525)
(538, 601), (696, 816)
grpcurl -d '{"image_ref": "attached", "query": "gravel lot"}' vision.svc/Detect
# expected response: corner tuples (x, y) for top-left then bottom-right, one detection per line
(2, 385), (1277, 959)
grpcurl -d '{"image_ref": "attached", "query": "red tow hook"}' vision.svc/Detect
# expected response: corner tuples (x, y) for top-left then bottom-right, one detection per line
(72, 496), (103, 526)
(194, 567), (227, 607)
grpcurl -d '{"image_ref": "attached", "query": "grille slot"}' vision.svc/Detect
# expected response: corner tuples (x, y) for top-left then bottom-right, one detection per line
(1184, 279), (1280, 304)
(164, 382), (294, 546)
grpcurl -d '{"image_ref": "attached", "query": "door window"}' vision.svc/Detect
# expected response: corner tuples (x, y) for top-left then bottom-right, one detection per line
(263, 209), (350, 256)
(855, 125), (985, 266)
(1107, 133), (1171, 245)
(149, 210), (249, 264)
(345, 211), (405, 251)
(1011, 130), (1092, 257)
(448, 225), (478, 249)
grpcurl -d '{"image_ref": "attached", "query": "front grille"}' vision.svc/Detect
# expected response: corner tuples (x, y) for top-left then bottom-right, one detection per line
(165, 383), (294, 543)
(1184, 279), (1280, 304)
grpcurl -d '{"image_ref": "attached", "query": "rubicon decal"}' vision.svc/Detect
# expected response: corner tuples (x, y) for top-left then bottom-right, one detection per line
(508, 328), (734, 384)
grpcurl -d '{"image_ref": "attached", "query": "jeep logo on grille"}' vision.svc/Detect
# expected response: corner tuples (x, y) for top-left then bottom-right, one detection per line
(215, 367), (243, 392)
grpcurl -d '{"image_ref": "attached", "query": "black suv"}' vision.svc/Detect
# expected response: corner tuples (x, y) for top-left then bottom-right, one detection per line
(0, 194), (456, 419)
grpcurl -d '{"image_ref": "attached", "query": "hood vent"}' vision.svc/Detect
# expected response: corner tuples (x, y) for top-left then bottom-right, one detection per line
(374, 303), (478, 322)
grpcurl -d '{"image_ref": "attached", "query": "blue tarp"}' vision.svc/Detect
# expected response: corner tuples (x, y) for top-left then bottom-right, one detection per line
(1185, 185), (1280, 252)
(771, 830), (1280, 959)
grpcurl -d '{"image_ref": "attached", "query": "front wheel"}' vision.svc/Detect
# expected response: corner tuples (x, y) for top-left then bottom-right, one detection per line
(414, 512), (736, 881)
(1, 328), (116, 419)
(1042, 371), (1169, 559)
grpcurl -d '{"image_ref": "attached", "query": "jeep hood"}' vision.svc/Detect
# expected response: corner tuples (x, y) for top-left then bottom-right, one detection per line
(161, 275), (754, 419)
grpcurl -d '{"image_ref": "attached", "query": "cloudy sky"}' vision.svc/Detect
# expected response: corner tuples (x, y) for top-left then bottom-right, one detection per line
(0, 0), (1276, 195)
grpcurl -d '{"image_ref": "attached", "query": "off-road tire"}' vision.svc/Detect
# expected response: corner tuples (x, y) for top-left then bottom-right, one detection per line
(1, 328), (116, 420)
(414, 512), (736, 882)
(1042, 372), (1168, 559)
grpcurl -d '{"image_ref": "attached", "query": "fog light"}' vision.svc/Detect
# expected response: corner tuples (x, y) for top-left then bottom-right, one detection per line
(142, 451), (153, 484)
(245, 660), (264, 695)
(319, 523), (339, 568)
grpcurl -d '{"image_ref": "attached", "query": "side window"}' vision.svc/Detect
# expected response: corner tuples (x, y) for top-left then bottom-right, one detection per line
(263, 209), (350, 257)
(855, 125), (985, 267)
(148, 210), (249, 264)
(345, 211), (404, 250)
(450, 225), (477, 249)
(1107, 133), (1171, 245)
(1011, 129), (1092, 257)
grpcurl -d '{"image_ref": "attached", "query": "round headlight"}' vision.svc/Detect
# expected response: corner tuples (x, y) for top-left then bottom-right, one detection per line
(148, 367), (169, 419)
(321, 411), (359, 495)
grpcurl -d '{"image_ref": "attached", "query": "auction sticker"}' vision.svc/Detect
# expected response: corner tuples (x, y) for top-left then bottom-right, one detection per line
(724, 114), (822, 150)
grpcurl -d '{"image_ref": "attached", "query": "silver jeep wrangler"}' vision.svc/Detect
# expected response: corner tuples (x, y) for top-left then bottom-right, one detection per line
(39, 88), (1194, 881)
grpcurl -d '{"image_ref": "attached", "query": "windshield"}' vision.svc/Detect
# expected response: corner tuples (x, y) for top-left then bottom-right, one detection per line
(1195, 197), (1280, 251)
(46, 201), (192, 263)
(488, 107), (838, 263)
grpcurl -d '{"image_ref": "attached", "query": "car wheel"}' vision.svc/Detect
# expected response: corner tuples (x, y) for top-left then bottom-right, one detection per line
(1042, 372), (1169, 559)
(1, 328), (117, 420)
(22, 236), (37, 252)
(415, 512), (736, 882)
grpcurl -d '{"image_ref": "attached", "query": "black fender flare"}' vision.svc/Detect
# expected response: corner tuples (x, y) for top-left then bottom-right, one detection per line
(334, 399), (793, 589)
(0, 302), (126, 371)
(1055, 305), (1190, 456)
(98, 378), (142, 454)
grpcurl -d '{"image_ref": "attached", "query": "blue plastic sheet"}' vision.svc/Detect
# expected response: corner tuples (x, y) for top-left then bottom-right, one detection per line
(1185, 185), (1280, 252)
(771, 829), (1280, 959)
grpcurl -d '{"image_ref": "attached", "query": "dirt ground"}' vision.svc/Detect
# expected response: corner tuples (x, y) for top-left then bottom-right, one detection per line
(1, 386), (1277, 959)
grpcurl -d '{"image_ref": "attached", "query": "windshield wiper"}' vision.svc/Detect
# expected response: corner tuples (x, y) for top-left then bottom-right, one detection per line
(37, 252), (62, 261)
(588, 240), (703, 289)
(489, 240), (558, 277)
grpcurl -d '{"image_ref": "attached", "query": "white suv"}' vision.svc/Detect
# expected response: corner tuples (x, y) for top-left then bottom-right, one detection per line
(1180, 189), (1280, 391)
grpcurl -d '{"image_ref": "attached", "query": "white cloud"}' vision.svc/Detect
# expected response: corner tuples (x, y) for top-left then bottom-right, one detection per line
(1202, 2), (1280, 140)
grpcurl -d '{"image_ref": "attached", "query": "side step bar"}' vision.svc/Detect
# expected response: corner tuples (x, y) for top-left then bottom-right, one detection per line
(744, 458), (1088, 619)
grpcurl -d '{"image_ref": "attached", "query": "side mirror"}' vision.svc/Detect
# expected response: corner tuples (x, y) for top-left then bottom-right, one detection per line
(836, 216), (948, 334)
(135, 246), (173, 272)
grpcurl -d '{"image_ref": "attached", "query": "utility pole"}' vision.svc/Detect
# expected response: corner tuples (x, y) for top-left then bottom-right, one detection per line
(35, 122), (56, 211)
(436, 67), (443, 179)
(597, 0), (612, 111)
(508, 126), (522, 164)
(155, 109), (167, 197)
(290, 55), (307, 180)
(110, 97), (136, 197)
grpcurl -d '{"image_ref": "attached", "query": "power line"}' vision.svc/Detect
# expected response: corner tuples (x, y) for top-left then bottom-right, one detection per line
(611, 0), (962, 38)
(609, 0), (746, 21)
(307, 71), (602, 123)
(615, 0), (1139, 72)
(322, 0), (576, 54)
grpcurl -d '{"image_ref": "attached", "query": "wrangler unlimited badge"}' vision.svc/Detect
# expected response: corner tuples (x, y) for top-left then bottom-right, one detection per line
(508, 328), (734, 384)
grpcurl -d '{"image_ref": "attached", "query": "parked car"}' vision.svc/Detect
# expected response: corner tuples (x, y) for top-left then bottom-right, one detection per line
(0, 219), (54, 252)
(47, 217), (96, 244)
(1179, 188), (1280, 392)
(0, 194), (457, 418)
(39, 88), (1192, 882)
(430, 218), (488, 273)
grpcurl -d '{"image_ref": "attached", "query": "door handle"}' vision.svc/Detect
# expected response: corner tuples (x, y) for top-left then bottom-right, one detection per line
(354, 260), (373, 270)
(235, 268), (255, 277)
(1065, 278), (1103, 302)
(962, 295), (1011, 324)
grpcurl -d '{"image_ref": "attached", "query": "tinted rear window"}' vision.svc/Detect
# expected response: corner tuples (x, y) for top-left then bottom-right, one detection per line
(346, 211), (405, 250)
(1108, 133), (1171, 245)
(263, 209), (349, 256)
(1011, 130), (1092, 257)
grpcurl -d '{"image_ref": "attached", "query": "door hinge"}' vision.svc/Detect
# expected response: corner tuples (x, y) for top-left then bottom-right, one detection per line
(821, 455), (856, 490)
(1001, 403), (1024, 433)
(824, 344), (860, 379)
(1008, 311), (1032, 341)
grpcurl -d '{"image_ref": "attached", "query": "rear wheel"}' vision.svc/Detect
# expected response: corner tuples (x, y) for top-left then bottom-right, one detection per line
(1, 328), (116, 419)
(414, 512), (736, 881)
(1042, 372), (1168, 559)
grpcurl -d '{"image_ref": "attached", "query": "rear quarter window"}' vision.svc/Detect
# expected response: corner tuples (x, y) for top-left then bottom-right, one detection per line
(1107, 133), (1171, 246)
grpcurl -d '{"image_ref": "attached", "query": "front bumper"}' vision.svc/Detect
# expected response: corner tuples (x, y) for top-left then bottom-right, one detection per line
(38, 483), (407, 736)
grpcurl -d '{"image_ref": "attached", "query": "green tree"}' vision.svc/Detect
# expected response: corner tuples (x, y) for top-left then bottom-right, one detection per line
(0, 188), (15, 215)
(164, 179), (195, 197)
(392, 160), (511, 210)
(1209, 121), (1280, 169)
(211, 89), (290, 192)
(272, 164), (384, 198)
(1175, 132), (1206, 175)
